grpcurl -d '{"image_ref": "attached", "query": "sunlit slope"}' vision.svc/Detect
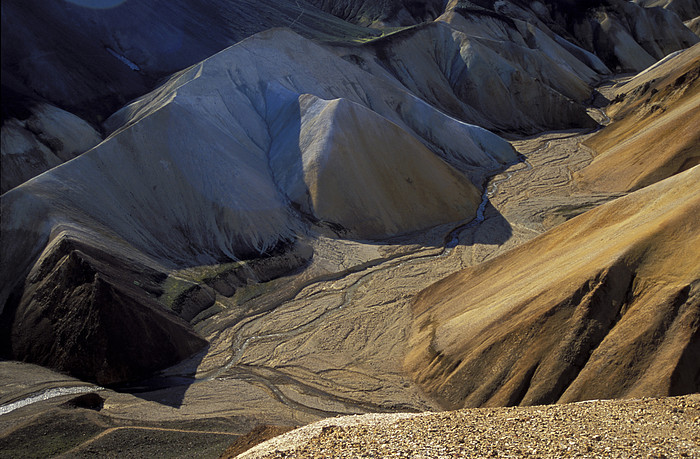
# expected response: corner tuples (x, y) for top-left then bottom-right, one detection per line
(576, 44), (700, 192)
(407, 166), (700, 408)
(269, 95), (482, 238)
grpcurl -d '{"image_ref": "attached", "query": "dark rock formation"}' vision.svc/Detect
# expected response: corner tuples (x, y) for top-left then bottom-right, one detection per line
(61, 393), (105, 411)
(0, 238), (206, 386)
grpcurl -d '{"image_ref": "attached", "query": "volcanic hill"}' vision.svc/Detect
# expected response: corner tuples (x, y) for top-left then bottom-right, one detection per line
(1, 0), (698, 457)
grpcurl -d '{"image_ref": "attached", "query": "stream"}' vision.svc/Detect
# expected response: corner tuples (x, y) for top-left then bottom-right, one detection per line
(3, 107), (611, 417)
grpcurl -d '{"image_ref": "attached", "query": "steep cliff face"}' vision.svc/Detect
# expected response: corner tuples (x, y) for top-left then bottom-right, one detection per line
(407, 166), (700, 408)
(576, 44), (700, 192)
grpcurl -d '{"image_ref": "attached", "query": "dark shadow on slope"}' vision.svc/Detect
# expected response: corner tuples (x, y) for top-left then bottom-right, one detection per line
(1, 0), (380, 125)
(0, 237), (208, 408)
(108, 347), (208, 408)
(263, 80), (515, 250)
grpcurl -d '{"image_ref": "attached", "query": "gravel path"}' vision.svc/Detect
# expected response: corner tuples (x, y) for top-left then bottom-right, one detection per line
(240, 395), (700, 458)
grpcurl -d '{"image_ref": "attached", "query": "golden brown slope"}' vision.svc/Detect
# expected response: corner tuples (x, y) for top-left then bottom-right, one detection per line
(405, 165), (700, 409)
(575, 44), (700, 192)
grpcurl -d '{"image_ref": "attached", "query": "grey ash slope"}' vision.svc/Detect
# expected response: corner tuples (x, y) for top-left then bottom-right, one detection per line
(446, 0), (698, 71)
(0, 0), (376, 194)
(1, 0), (377, 124)
(0, 28), (515, 384)
(331, 18), (601, 134)
(2, 0), (697, 193)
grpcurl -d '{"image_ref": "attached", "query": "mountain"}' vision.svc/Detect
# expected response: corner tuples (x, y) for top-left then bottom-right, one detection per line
(0, 28), (515, 384)
(633, 0), (700, 21)
(445, 0), (698, 71)
(1, 1), (699, 456)
(4, 0), (697, 193)
(0, 0), (377, 124)
(407, 165), (700, 408)
(0, 101), (102, 193)
(575, 43), (700, 192)
(331, 20), (599, 134)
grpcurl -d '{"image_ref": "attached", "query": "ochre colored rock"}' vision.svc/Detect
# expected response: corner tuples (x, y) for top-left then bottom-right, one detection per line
(576, 44), (700, 192)
(406, 166), (700, 408)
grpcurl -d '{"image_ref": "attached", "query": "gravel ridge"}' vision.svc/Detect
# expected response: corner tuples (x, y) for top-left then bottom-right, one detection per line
(238, 395), (700, 458)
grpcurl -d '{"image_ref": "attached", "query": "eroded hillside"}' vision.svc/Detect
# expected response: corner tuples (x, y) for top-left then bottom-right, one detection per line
(1, 1), (698, 457)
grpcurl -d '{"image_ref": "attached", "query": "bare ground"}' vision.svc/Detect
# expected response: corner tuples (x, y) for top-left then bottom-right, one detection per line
(1, 123), (644, 457)
(241, 395), (700, 458)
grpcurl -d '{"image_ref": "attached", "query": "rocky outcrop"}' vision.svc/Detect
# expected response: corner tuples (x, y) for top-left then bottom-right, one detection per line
(0, 237), (206, 386)
(406, 166), (700, 408)
(576, 43), (700, 192)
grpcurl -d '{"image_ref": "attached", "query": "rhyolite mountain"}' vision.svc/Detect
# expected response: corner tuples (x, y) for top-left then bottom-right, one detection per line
(1, 1), (699, 456)
(3, 0), (698, 190)
(406, 43), (700, 408)
(407, 166), (700, 407)
(1, 27), (516, 384)
(575, 43), (700, 191)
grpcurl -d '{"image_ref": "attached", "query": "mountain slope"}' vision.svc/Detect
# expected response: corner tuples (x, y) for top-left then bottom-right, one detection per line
(308, 0), (446, 27)
(575, 43), (700, 192)
(332, 20), (599, 134)
(633, 0), (700, 21)
(1, 0), (378, 124)
(0, 102), (102, 193)
(0, 29), (515, 383)
(406, 166), (700, 408)
(269, 95), (482, 238)
(445, 0), (699, 72)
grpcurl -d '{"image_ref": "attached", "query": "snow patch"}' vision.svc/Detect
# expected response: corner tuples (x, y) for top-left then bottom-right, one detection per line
(0, 386), (102, 416)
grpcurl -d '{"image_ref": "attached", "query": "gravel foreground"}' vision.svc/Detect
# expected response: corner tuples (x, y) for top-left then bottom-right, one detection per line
(237, 395), (700, 458)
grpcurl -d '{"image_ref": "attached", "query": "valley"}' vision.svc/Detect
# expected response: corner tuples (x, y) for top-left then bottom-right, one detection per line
(1, 0), (699, 457)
